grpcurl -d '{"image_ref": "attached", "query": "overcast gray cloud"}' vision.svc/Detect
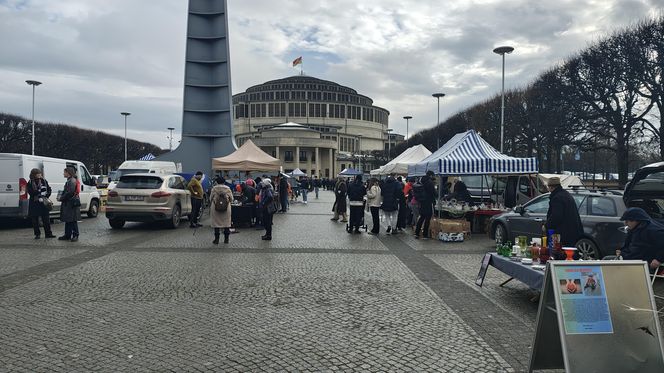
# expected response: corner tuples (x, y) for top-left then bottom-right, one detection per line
(0, 0), (662, 149)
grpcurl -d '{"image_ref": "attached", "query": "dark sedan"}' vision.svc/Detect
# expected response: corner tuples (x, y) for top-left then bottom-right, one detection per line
(489, 189), (627, 259)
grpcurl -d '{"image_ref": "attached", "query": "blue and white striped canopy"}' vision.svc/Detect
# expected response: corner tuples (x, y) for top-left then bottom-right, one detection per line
(408, 130), (538, 176)
(139, 153), (156, 161)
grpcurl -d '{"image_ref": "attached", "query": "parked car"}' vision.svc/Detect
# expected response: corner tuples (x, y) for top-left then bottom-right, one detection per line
(105, 173), (192, 229)
(107, 160), (179, 190)
(0, 153), (101, 219)
(489, 189), (627, 259)
(623, 161), (664, 224)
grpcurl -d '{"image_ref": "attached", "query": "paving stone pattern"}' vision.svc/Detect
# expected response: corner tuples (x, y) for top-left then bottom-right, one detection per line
(0, 190), (585, 372)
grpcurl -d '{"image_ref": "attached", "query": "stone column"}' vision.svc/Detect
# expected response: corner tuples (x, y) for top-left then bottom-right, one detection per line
(275, 146), (280, 162)
(329, 148), (334, 177)
(295, 146), (300, 170)
(307, 149), (312, 175)
(315, 147), (320, 177)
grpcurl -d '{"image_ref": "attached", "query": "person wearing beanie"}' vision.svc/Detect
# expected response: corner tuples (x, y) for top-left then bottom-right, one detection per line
(618, 207), (664, 271)
(544, 177), (583, 246)
(259, 178), (275, 240)
(210, 176), (233, 244)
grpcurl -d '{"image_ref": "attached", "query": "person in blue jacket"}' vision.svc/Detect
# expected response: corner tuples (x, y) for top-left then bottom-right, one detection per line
(618, 207), (664, 272)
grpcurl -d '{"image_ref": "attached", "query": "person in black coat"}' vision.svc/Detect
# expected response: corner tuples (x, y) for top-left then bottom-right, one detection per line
(27, 168), (54, 239)
(331, 177), (348, 222)
(278, 175), (289, 212)
(58, 167), (81, 242)
(618, 207), (664, 271)
(545, 177), (583, 246)
(396, 176), (409, 232)
(347, 175), (367, 233)
(381, 175), (401, 234)
(415, 171), (436, 239)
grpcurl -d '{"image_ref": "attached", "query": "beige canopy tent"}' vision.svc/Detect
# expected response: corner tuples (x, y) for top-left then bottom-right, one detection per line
(212, 139), (281, 171)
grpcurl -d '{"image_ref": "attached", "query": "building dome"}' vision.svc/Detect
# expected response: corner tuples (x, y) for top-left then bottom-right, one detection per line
(232, 75), (395, 177)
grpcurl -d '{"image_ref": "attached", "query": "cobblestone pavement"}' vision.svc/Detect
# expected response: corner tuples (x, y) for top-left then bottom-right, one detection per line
(1, 190), (658, 372)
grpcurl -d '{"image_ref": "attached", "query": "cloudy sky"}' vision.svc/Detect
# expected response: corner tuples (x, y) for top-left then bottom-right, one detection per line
(0, 0), (662, 149)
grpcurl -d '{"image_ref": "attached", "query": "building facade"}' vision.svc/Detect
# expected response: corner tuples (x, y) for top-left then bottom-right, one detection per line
(232, 75), (397, 177)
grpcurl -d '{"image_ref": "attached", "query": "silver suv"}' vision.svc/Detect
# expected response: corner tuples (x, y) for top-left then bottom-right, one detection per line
(105, 174), (192, 229)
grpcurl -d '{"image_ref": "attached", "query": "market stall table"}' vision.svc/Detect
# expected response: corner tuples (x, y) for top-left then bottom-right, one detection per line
(231, 204), (254, 227)
(476, 253), (545, 290)
(470, 209), (505, 234)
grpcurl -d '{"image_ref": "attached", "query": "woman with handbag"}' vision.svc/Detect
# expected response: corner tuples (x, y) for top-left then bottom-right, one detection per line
(210, 176), (233, 245)
(259, 178), (276, 241)
(27, 168), (55, 239)
(58, 167), (81, 242)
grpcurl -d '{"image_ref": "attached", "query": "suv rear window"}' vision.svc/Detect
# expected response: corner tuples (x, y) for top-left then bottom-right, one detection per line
(113, 169), (149, 181)
(117, 176), (163, 189)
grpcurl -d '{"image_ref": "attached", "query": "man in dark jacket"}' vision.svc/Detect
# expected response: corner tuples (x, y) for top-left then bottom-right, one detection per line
(279, 175), (289, 212)
(415, 171), (437, 239)
(347, 175), (367, 233)
(545, 177), (583, 246)
(619, 207), (664, 271)
(381, 175), (402, 234)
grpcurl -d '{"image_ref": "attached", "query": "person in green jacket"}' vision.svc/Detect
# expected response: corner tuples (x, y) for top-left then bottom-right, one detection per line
(187, 171), (205, 228)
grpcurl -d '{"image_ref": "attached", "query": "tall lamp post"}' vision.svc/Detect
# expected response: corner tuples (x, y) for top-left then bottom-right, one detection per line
(432, 93), (445, 149)
(121, 112), (131, 161)
(26, 80), (42, 155)
(403, 115), (412, 140)
(167, 127), (175, 151)
(493, 45), (514, 153)
(386, 129), (393, 159)
(357, 135), (363, 172)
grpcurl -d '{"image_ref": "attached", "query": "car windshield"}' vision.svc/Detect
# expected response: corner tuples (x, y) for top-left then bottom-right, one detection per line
(117, 176), (163, 189)
(113, 169), (149, 181)
(462, 176), (490, 189)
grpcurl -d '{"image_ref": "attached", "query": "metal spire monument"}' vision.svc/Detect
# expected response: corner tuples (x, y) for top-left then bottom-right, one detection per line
(157, 0), (236, 173)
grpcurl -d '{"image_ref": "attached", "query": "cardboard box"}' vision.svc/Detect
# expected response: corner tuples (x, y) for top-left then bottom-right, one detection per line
(440, 219), (470, 233)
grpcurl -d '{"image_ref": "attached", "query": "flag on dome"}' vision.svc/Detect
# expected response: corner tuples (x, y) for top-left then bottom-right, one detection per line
(292, 56), (302, 67)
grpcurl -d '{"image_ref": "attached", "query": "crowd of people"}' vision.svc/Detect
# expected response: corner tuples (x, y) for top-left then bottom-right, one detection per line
(330, 170), (439, 239)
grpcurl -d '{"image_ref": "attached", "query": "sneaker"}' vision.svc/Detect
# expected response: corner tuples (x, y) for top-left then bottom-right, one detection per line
(45, 234), (56, 238)
(340, 219), (348, 223)
(386, 226), (392, 233)
(34, 235), (40, 239)
(367, 231), (378, 236)
(70, 236), (79, 242)
(261, 236), (272, 241)
(330, 217), (339, 221)
(58, 236), (70, 241)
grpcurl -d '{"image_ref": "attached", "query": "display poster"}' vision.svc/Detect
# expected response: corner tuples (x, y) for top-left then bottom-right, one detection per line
(475, 253), (492, 287)
(554, 265), (613, 335)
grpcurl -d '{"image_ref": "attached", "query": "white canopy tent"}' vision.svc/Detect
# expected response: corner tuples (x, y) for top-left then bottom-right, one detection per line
(370, 145), (432, 176)
(289, 168), (306, 176)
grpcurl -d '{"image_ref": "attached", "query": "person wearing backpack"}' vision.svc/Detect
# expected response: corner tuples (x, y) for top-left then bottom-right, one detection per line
(210, 176), (233, 244)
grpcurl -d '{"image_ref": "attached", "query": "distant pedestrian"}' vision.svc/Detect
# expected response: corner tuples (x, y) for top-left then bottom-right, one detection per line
(279, 175), (289, 212)
(299, 176), (311, 204)
(187, 171), (205, 228)
(405, 177), (419, 230)
(415, 171), (436, 239)
(313, 176), (320, 199)
(259, 178), (276, 240)
(381, 174), (401, 234)
(210, 176), (233, 245)
(347, 175), (367, 233)
(396, 176), (409, 232)
(366, 178), (383, 235)
(331, 177), (348, 222)
(58, 167), (81, 242)
(27, 168), (54, 239)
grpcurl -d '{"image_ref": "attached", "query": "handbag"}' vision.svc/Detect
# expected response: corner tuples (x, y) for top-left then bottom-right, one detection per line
(43, 197), (54, 211)
(267, 201), (278, 215)
(72, 196), (81, 208)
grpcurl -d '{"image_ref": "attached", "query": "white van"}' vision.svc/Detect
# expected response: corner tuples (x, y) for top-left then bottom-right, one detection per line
(107, 161), (179, 190)
(0, 153), (101, 219)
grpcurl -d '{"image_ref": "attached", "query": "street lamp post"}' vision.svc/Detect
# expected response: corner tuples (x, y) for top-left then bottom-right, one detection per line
(357, 135), (363, 172)
(493, 46), (514, 153)
(121, 112), (131, 161)
(403, 116), (412, 140)
(386, 129), (393, 159)
(25, 80), (42, 155)
(167, 127), (175, 151)
(432, 93), (445, 149)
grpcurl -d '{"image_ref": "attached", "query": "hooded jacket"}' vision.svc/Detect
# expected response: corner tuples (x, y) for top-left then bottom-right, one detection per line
(545, 186), (583, 246)
(620, 207), (664, 264)
(380, 176), (402, 212)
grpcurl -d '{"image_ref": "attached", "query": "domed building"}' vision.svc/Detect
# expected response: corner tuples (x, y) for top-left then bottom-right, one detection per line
(232, 75), (400, 177)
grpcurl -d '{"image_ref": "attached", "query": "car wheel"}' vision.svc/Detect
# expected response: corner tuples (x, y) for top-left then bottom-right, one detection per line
(168, 205), (181, 229)
(494, 223), (507, 245)
(87, 199), (99, 218)
(576, 238), (599, 260)
(109, 218), (125, 229)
